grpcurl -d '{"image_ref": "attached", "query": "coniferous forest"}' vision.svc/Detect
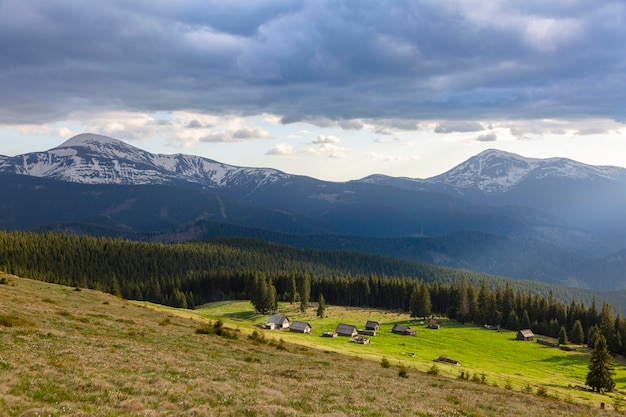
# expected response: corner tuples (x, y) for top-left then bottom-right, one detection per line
(2, 230), (626, 355)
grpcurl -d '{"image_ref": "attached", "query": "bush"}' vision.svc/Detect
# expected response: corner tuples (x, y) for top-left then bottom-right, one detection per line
(398, 365), (409, 378)
(427, 364), (440, 375)
(196, 320), (237, 339)
(248, 329), (268, 344)
(536, 386), (549, 397)
(504, 379), (513, 390)
(381, 357), (391, 368)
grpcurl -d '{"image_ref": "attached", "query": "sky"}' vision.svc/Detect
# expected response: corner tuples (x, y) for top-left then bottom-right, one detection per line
(1, 0), (625, 182)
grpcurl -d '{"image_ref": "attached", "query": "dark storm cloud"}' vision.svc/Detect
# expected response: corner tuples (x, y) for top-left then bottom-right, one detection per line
(476, 133), (497, 142)
(1, 0), (625, 125)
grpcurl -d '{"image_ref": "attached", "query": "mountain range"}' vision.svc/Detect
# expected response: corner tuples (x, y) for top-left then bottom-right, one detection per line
(2, 133), (626, 290)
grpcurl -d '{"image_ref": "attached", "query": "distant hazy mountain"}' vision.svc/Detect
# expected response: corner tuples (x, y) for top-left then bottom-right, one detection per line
(2, 133), (626, 290)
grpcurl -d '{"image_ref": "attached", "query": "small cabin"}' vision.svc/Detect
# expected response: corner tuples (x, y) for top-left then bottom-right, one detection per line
(290, 321), (312, 334)
(322, 331), (338, 338)
(266, 315), (290, 330)
(351, 336), (370, 344)
(392, 324), (416, 336)
(365, 320), (380, 331)
(335, 323), (358, 337)
(517, 329), (535, 341)
(427, 319), (440, 330)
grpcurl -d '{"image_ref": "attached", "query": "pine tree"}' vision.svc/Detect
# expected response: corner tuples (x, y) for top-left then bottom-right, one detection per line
(298, 273), (311, 313)
(317, 293), (326, 319)
(586, 334), (616, 393)
(570, 319), (585, 344)
(558, 326), (568, 345)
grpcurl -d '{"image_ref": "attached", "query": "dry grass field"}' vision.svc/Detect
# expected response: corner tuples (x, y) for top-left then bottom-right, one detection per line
(0, 274), (622, 416)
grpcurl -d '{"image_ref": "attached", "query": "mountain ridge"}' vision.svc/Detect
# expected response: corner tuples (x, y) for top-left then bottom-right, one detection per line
(2, 134), (626, 290)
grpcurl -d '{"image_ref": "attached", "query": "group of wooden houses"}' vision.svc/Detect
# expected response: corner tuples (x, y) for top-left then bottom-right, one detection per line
(261, 315), (443, 340)
(262, 315), (312, 333)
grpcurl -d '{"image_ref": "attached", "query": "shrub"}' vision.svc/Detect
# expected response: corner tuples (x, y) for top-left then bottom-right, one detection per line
(398, 365), (409, 378)
(523, 383), (533, 393)
(381, 357), (390, 368)
(536, 386), (549, 397)
(248, 329), (268, 344)
(0, 314), (34, 327)
(427, 364), (440, 375)
(196, 320), (237, 339)
(159, 317), (171, 326)
(504, 379), (513, 390)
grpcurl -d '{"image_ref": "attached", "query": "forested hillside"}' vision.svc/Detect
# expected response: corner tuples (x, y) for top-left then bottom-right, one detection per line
(3, 230), (626, 354)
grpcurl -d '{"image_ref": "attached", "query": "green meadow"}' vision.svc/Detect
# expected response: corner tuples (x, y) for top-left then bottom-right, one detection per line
(3, 274), (625, 416)
(195, 300), (626, 403)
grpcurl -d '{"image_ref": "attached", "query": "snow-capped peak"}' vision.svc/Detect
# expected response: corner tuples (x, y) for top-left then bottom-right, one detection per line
(428, 148), (625, 193)
(0, 133), (292, 188)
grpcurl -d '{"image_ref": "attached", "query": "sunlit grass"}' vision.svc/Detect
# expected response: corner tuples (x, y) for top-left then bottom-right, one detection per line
(2, 276), (624, 416)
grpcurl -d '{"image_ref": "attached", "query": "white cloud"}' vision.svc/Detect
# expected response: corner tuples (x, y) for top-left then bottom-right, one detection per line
(366, 152), (404, 162)
(266, 143), (293, 156)
(312, 135), (340, 144)
(374, 137), (414, 147)
(305, 143), (350, 159)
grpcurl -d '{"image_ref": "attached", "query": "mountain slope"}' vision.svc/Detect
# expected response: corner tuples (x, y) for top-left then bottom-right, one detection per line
(2, 134), (626, 290)
(0, 133), (293, 188)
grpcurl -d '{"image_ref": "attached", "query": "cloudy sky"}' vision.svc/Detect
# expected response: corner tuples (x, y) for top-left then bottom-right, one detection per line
(1, 0), (625, 181)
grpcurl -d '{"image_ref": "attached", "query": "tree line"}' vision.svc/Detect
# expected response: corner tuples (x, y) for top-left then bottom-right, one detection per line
(2, 231), (626, 354)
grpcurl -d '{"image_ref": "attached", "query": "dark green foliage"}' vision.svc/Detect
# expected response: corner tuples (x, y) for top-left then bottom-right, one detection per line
(587, 325), (600, 348)
(248, 329), (268, 345)
(250, 274), (277, 314)
(4, 230), (626, 355)
(316, 293), (326, 319)
(409, 281), (431, 319)
(297, 273), (311, 312)
(427, 364), (440, 375)
(570, 320), (584, 344)
(380, 357), (390, 368)
(196, 320), (237, 339)
(558, 326), (568, 345)
(586, 334), (615, 393)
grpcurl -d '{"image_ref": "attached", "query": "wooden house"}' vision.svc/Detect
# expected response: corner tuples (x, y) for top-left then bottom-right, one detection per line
(322, 331), (338, 338)
(266, 315), (290, 330)
(517, 329), (535, 341)
(290, 321), (312, 334)
(365, 320), (380, 331)
(351, 336), (370, 344)
(335, 323), (358, 337)
(427, 319), (440, 329)
(391, 324), (416, 336)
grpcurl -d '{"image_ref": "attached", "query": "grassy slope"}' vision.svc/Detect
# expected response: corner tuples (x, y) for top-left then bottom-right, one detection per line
(0, 275), (622, 417)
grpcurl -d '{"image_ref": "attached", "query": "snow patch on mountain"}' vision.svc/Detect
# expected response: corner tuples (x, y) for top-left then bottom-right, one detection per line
(0, 133), (293, 189)
(428, 149), (625, 193)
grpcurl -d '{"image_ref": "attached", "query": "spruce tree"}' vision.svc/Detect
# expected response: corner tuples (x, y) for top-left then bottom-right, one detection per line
(570, 319), (585, 344)
(317, 293), (326, 319)
(297, 273), (311, 312)
(558, 326), (568, 345)
(586, 334), (616, 393)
